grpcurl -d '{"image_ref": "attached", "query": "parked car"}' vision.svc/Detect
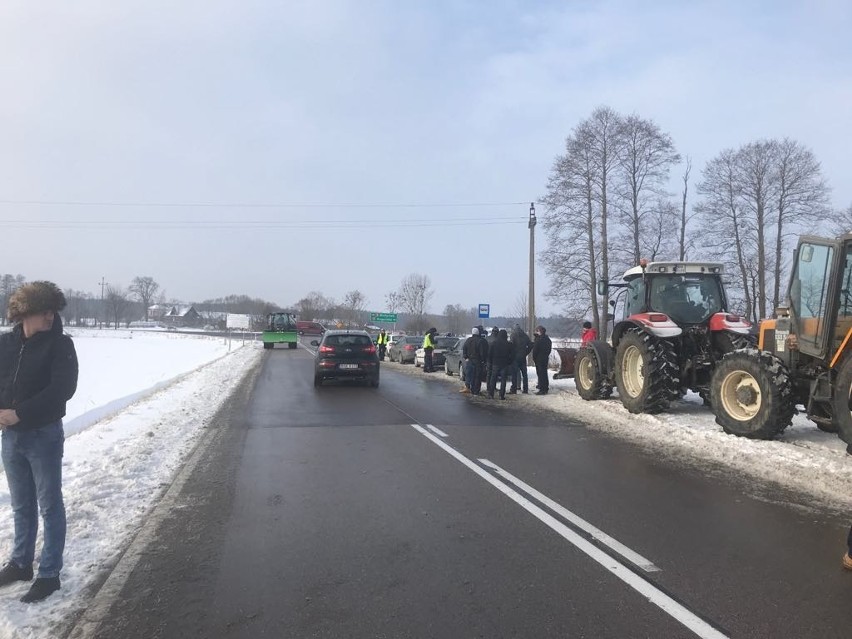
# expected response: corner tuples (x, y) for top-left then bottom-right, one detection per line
(311, 330), (379, 387)
(443, 338), (467, 378)
(389, 335), (423, 364)
(415, 337), (460, 368)
(297, 320), (326, 335)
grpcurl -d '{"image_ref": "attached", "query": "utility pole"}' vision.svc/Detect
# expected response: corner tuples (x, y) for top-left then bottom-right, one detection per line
(99, 277), (107, 329)
(528, 202), (536, 338)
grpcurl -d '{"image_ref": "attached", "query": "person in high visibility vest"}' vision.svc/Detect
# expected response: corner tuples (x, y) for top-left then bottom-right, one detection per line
(376, 329), (389, 361)
(422, 327), (437, 372)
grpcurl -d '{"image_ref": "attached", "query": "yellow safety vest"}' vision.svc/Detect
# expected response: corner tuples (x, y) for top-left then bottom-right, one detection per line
(423, 333), (435, 349)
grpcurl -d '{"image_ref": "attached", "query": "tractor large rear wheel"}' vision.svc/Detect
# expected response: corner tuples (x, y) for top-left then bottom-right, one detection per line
(830, 356), (852, 448)
(574, 347), (613, 400)
(614, 330), (678, 414)
(710, 350), (795, 439)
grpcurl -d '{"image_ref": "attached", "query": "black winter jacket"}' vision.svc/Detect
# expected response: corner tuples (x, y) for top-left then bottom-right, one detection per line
(510, 327), (532, 362)
(0, 315), (78, 430)
(488, 336), (515, 368)
(531, 334), (552, 365)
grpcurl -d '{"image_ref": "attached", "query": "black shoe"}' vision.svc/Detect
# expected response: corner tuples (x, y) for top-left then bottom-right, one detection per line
(487, 394), (495, 399)
(522, 389), (529, 394)
(0, 562), (33, 587)
(20, 576), (60, 603)
(499, 395), (506, 400)
(508, 389), (517, 395)
(535, 390), (548, 395)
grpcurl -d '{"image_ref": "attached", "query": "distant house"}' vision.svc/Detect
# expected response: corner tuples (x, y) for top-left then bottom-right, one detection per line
(161, 305), (202, 328)
(148, 304), (168, 321)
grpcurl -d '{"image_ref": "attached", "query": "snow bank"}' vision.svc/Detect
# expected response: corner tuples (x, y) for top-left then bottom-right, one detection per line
(0, 336), (263, 638)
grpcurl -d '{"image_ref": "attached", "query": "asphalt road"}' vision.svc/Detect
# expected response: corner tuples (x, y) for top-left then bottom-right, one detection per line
(68, 339), (852, 638)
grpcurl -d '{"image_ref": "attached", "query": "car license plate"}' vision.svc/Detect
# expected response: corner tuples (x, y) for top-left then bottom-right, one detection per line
(339, 363), (358, 369)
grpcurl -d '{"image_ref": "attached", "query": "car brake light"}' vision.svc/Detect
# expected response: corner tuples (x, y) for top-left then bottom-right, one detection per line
(364, 345), (376, 354)
(319, 345), (335, 353)
(405, 345), (415, 350)
(648, 313), (669, 323)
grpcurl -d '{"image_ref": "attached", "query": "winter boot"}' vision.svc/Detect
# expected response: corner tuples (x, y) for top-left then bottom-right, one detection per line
(0, 562), (33, 587)
(20, 576), (60, 603)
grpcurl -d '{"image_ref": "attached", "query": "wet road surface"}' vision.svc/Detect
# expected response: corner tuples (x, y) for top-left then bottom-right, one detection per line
(68, 339), (852, 638)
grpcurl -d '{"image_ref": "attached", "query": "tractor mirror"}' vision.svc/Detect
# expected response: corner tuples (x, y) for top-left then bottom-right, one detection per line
(597, 281), (608, 296)
(801, 245), (814, 263)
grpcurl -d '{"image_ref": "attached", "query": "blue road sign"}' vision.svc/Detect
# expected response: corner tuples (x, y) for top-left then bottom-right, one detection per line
(478, 303), (490, 319)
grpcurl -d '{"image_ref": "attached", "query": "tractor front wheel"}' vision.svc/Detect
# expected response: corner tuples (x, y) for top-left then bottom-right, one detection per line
(710, 350), (794, 439)
(574, 347), (613, 401)
(614, 330), (678, 414)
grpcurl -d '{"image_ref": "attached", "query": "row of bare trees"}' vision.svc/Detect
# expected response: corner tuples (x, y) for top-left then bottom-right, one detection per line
(541, 105), (844, 327)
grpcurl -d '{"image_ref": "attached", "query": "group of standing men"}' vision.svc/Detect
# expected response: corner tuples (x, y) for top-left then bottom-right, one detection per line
(460, 324), (552, 400)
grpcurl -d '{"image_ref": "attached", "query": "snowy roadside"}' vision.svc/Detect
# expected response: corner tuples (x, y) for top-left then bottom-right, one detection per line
(384, 360), (852, 511)
(0, 342), (264, 639)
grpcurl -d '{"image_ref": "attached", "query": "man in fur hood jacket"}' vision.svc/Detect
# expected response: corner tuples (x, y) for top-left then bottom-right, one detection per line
(0, 281), (78, 603)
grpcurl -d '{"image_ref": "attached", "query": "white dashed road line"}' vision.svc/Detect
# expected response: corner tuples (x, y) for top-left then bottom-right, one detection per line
(411, 423), (728, 639)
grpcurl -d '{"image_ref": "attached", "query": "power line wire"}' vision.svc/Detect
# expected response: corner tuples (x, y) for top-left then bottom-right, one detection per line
(0, 199), (527, 209)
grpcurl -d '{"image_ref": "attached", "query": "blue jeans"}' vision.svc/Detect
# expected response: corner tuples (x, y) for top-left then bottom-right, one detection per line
(2, 421), (66, 578)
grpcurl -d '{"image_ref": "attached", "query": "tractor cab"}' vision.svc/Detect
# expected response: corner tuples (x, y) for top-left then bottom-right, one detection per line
(619, 262), (727, 326)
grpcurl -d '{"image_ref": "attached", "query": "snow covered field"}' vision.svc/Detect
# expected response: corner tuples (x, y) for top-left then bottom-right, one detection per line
(0, 330), (263, 639)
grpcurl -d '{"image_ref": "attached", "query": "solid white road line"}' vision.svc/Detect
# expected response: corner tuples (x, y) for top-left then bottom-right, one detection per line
(411, 424), (728, 639)
(478, 458), (659, 572)
(425, 424), (449, 438)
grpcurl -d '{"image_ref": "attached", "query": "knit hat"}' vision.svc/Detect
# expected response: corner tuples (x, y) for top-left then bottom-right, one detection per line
(7, 281), (67, 323)
(471, 327), (479, 335)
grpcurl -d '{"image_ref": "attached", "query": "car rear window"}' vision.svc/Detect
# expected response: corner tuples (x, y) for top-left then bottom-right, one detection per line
(435, 338), (458, 348)
(324, 335), (373, 346)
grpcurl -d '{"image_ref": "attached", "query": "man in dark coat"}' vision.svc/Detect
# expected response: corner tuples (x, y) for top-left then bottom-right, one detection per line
(509, 324), (532, 394)
(487, 329), (515, 400)
(531, 325), (552, 395)
(0, 281), (78, 603)
(460, 328), (481, 394)
(474, 326), (489, 395)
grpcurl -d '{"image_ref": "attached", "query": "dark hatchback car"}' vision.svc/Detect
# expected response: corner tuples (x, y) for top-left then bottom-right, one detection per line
(312, 330), (380, 387)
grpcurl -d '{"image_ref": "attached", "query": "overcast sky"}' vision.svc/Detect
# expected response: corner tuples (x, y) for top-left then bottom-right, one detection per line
(1, 0), (850, 317)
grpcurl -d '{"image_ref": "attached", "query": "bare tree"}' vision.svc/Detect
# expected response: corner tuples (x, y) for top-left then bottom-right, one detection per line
(696, 148), (756, 320)
(385, 291), (402, 314)
(508, 291), (528, 328)
(541, 107), (621, 335)
(735, 140), (778, 319)
(0, 274), (25, 326)
(105, 285), (131, 329)
(343, 290), (367, 328)
(831, 204), (852, 235)
(129, 276), (160, 321)
(443, 303), (467, 335)
(294, 291), (332, 321)
(771, 138), (831, 309)
(398, 273), (433, 332)
(615, 114), (681, 266)
(678, 157), (693, 260)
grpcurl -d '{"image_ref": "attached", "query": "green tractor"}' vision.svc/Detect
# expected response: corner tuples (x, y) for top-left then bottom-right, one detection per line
(262, 312), (298, 349)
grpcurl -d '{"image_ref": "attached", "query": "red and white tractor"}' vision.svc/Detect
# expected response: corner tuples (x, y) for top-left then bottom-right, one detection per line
(575, 261), (754, 414)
